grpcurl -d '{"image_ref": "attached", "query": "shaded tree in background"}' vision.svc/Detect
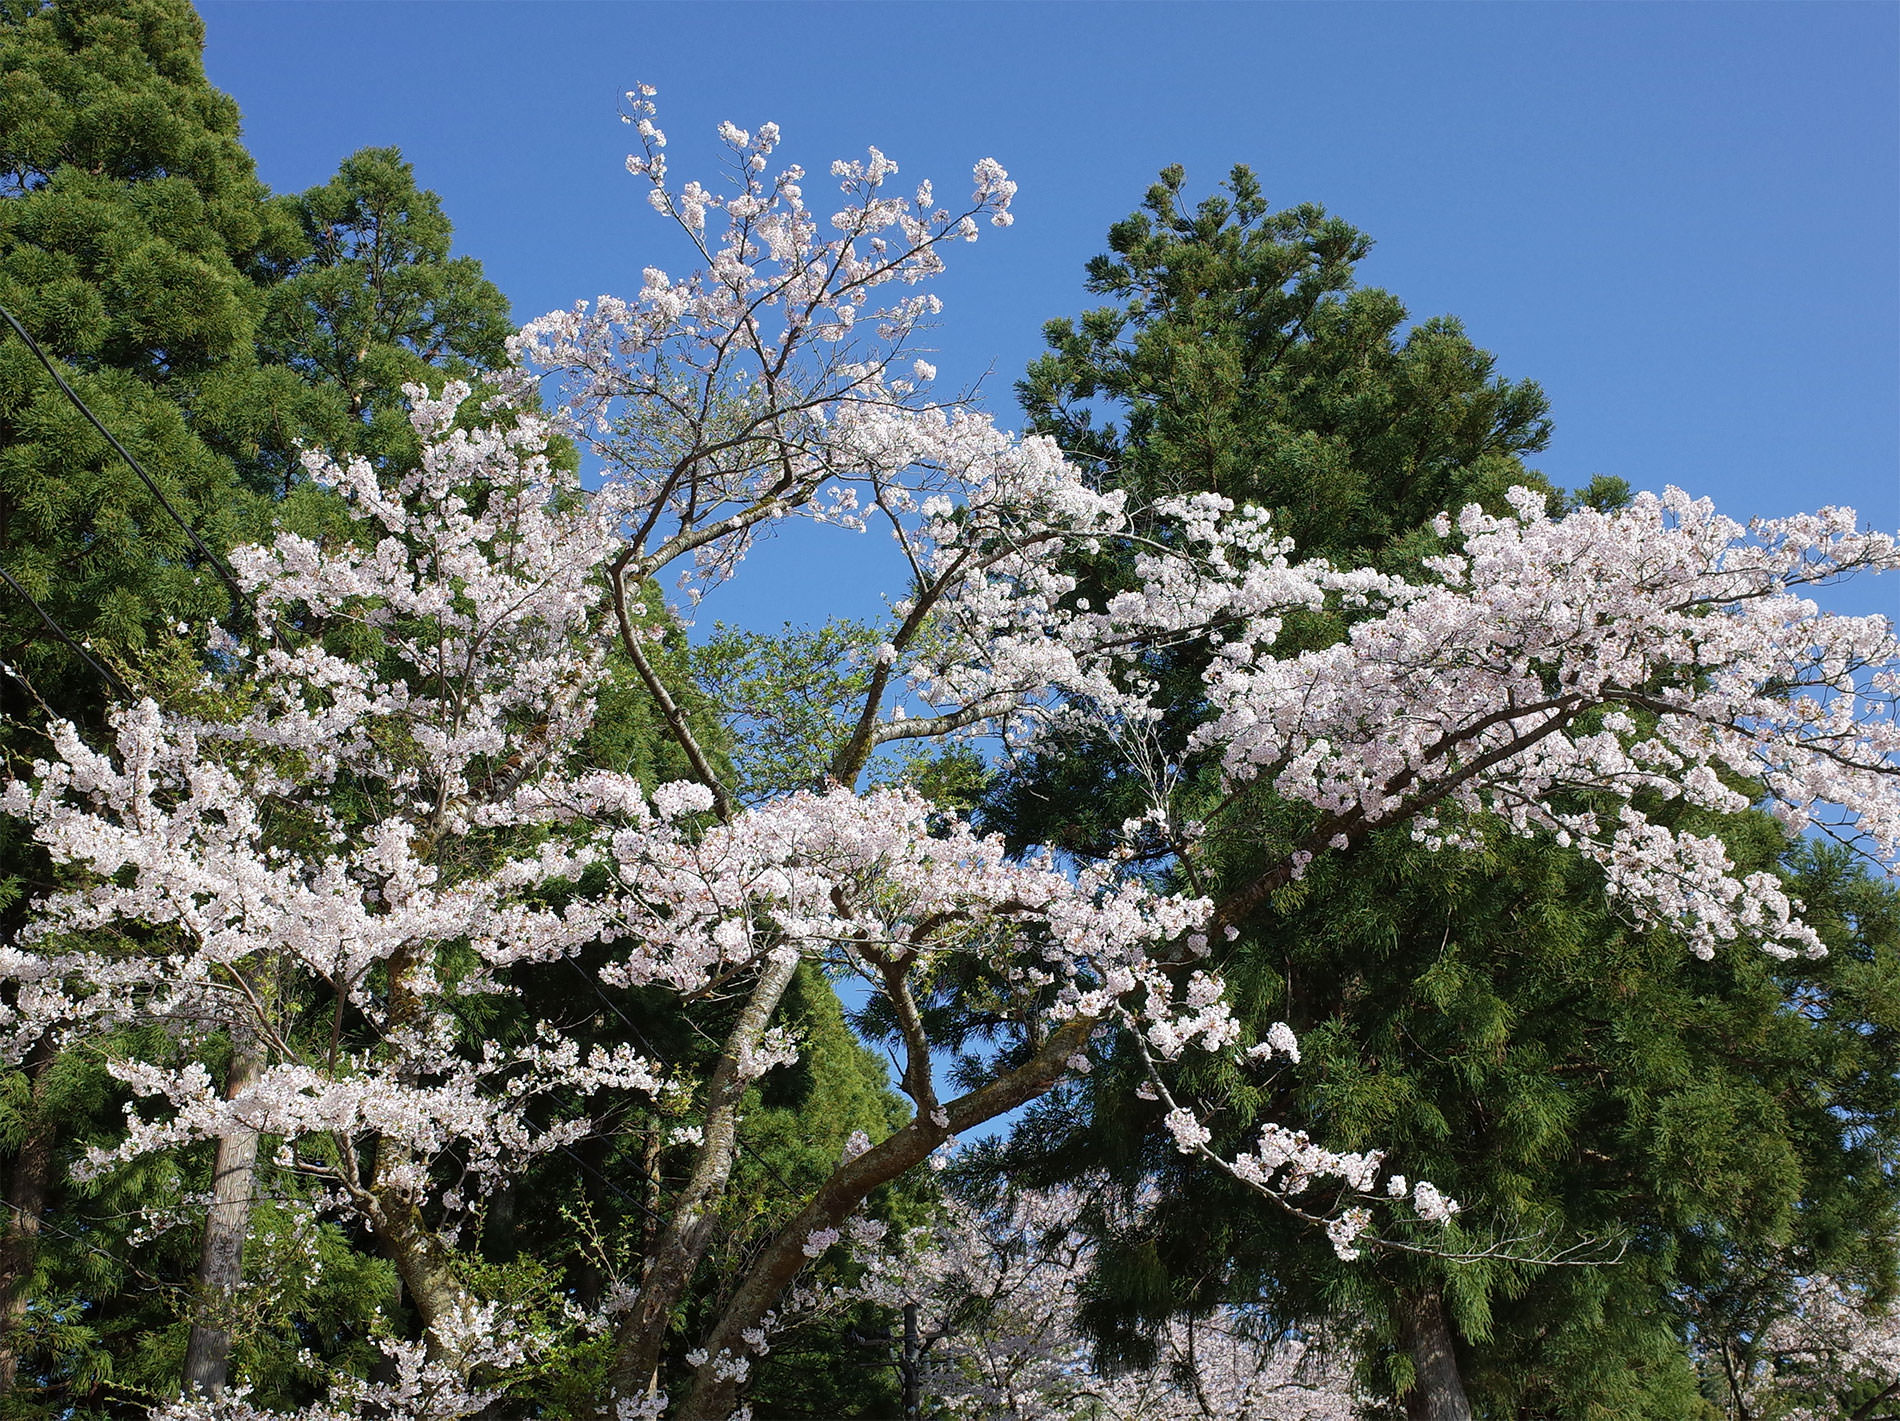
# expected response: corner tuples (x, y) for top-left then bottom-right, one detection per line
(242, 144), (514, 492)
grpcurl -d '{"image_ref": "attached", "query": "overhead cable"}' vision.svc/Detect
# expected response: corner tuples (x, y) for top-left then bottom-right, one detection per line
(0, 301), (252, 613)
(0, 559), (130, 697)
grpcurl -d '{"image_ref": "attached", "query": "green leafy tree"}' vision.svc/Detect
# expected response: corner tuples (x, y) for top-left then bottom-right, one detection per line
(241, 144), (515, 492)
(998, 164), (1553, 864)
(1018, 163), (1550, 564)
(987, 167), (1900, 1421)
(0, 0), (297, 711)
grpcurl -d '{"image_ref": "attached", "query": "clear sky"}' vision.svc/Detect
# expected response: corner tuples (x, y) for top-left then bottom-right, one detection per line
(198, 0), (1899, 625)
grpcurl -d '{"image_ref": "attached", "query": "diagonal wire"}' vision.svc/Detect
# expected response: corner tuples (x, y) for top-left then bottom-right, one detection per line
(555, 1142), (670, 1231)
(0, 558), (130, 696)
(0, 301), (252, 615)
(0, 324), (838, 1344)
(1, 1196), (186, 1297)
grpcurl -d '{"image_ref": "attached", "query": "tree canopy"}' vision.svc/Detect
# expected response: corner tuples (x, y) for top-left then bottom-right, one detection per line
(0, 18), (1896, 1421)
(993, 166), (1900, 1420)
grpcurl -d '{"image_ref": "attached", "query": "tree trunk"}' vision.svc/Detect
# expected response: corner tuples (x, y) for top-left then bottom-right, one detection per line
(0, 1034), (57, 1396)
(368, 1157), (479, 1367)
(1397, 1289), (1472, 1421)
(901, 1301), (920, 1421)
(182, 1035), (265, 1398)
(1850, 1378), (1900, 1421)
(362, 945), (480, 1371)
(669, 1017), (1094, 1421)
(596, 949), (803, 1412)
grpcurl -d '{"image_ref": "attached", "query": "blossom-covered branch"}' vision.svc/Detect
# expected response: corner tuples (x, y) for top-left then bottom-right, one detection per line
(2, 102), (1895, 1420)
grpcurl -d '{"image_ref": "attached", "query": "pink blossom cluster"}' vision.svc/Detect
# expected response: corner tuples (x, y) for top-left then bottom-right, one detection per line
(149, 1300), (548, 1421)
(1731, 1274), (1900, 1420)
(1, 101), (1895, 1419)
(0, 390), (1218, 1218)
(1183, 486), (1899, 957)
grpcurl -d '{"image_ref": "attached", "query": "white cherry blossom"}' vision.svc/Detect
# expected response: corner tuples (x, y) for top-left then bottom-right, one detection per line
(2, 103), (1894, 1421)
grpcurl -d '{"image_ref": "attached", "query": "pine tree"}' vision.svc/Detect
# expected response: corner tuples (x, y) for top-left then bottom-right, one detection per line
(988, 166), (1900, 1420)
(0, 0), (297, 711)
(1017, 163), (1551, 563)
(239, 144), (514, 493)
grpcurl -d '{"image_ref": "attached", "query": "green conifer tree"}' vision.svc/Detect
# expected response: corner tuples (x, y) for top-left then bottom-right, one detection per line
(2, 7), (520, 1408)
(240, 144), (514, 493)
(0, 0), (297, 711)
(987, 167), (1900, 1421)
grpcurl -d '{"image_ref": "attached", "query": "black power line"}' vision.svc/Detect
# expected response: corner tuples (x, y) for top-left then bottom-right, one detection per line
(0, 558), (129, 697)
(0, 301), (252, 614)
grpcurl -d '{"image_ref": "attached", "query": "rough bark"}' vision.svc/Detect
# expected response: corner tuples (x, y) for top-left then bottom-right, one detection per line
(1398, 1289), (1473, 1421)
(368, 1157), (478, 1367)
(181, 1035), (265, 1397)
(596, 949), (804, 1411)
(0, 1034), (56, 1396)
(1850, 1378), (1900, 1421)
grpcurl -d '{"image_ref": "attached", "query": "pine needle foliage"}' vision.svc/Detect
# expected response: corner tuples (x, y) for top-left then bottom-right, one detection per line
(986, 165), (1900, 1420)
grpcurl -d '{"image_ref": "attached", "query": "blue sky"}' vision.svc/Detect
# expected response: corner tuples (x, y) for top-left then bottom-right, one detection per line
(199, 1), (1898, 625)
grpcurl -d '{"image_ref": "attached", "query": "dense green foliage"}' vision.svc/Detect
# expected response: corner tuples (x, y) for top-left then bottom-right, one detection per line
(243, 144), (515, 491)
(0, 5), (916, 1414)
(988, 166), (1900, 1419)
(1018, 163), (1552, 564)
(0, 0), (291, 709)
(1, 5), (280, 1409)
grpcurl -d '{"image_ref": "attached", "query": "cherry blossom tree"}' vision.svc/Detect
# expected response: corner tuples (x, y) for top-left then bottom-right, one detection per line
(866, 1185), (1370, 1420)
(1696, 1271), (1900, 1421)
(1, 98), (1896, 1420)
(1746, 1278), (1900, 1420)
